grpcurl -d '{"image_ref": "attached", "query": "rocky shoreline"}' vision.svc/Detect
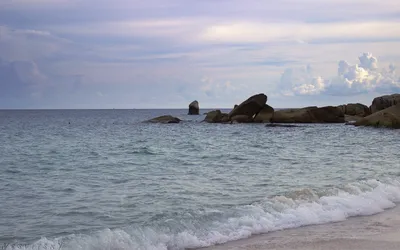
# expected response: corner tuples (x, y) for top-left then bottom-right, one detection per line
(146, 93), (400, 129)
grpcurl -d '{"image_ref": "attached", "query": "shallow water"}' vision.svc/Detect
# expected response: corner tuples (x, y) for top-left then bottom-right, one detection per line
(0, 109), (399, 249)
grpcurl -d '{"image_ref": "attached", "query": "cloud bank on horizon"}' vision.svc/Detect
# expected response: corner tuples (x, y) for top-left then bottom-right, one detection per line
(1, 0), (400, 108)
(281, 53), (400, 96)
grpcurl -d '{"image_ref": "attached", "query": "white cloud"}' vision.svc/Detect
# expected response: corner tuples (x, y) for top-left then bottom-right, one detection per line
(280, 53), (400, 96)
(199, 21), (400, 44)
(280, 65), (326, 96)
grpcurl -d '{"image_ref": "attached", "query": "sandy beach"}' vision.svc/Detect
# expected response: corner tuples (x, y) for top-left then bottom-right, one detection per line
(202, 206), (400, 250)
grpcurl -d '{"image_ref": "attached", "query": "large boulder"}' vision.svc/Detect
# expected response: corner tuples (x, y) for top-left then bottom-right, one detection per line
(271, 106), (345, 123)
(146, 115), (181, 124)
(254, 104), (274, 123)
(370, 94), (400, 113)
(338, 103), (371, 117)
(354, 104), (400, 129)
(188, 100), (199, 115)
(228, 93), (267, 120)
(204, 110), (229, 123)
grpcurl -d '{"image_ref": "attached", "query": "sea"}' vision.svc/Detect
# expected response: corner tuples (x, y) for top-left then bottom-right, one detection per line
(0, 109), (399, 250)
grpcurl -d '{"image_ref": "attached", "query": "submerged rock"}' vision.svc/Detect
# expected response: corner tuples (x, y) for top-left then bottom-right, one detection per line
(354, 104), (400, 129)
(188, 100), (200, 115)
(370, 94), (400, 113)
(228, 93), (267, 121)
(146, 115), (181, 124)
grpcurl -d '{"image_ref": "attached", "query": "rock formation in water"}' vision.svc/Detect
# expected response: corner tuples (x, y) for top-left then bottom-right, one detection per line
(144, 92), (400, 128)
(146, 115), (181, 124)
(188, 100), (200, 115)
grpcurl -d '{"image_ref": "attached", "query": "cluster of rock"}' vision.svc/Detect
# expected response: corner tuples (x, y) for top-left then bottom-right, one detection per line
(146, 93), (400, 129)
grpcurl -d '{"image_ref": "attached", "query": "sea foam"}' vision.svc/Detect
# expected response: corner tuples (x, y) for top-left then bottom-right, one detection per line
(6, 179), (400, 250)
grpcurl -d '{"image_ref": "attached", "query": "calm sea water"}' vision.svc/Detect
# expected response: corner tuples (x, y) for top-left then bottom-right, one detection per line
(0, 109), (400, 250)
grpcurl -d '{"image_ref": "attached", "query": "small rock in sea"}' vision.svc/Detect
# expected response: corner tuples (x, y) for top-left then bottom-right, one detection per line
(188, 100), (200, 115)
(146, 115), (181, 124)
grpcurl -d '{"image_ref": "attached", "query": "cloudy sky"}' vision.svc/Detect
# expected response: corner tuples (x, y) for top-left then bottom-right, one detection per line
(1, 0), (400, 109)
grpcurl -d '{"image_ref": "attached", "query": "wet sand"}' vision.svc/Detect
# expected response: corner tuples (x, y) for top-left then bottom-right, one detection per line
(201, 206), (400, 250)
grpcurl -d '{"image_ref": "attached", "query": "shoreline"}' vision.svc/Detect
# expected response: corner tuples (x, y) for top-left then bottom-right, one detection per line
(200, 205), (400, 250)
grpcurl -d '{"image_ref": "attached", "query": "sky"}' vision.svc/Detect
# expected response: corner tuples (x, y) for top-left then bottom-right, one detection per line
(1, 0), (400, 109)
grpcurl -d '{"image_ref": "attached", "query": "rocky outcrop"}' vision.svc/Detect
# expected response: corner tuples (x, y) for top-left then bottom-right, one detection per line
(354, 104), (400, 129)
(271, 106), (344, 123)
(370, 94), (400, 113)
(146, 115), (181, 124)
(228, 93), (267, 121)
(338, 103), (371, 117)
(188, 100), (200, 115)
(254, 104), (274, 123)
(204, 110), (229, 123)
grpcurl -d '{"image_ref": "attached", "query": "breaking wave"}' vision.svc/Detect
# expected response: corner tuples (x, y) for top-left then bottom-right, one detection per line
(6, 178), (400, 250)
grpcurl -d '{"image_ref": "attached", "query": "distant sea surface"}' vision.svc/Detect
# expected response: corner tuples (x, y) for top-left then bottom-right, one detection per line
(0, 109), (399, 250)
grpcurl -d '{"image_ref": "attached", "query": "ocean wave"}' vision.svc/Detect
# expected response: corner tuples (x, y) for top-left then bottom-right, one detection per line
(5, 178), (400, 250)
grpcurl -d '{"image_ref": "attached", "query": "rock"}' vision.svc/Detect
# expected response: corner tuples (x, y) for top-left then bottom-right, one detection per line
(354, 104), (400, 129)
(254, 104), (274, 123)
(231, 115), (252, 123)
(188, 100), (199, 115)
(370, 94), (400, 113)
(271, 106), (344, 123)
(338, 103), (371, 117)
(146, 115), (181, 124)
(204, 110), (229, 123)
(228, 93), (268, 120)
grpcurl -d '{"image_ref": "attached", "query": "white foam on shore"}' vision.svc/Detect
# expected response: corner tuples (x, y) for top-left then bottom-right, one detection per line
(6, 179), (400, 250)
